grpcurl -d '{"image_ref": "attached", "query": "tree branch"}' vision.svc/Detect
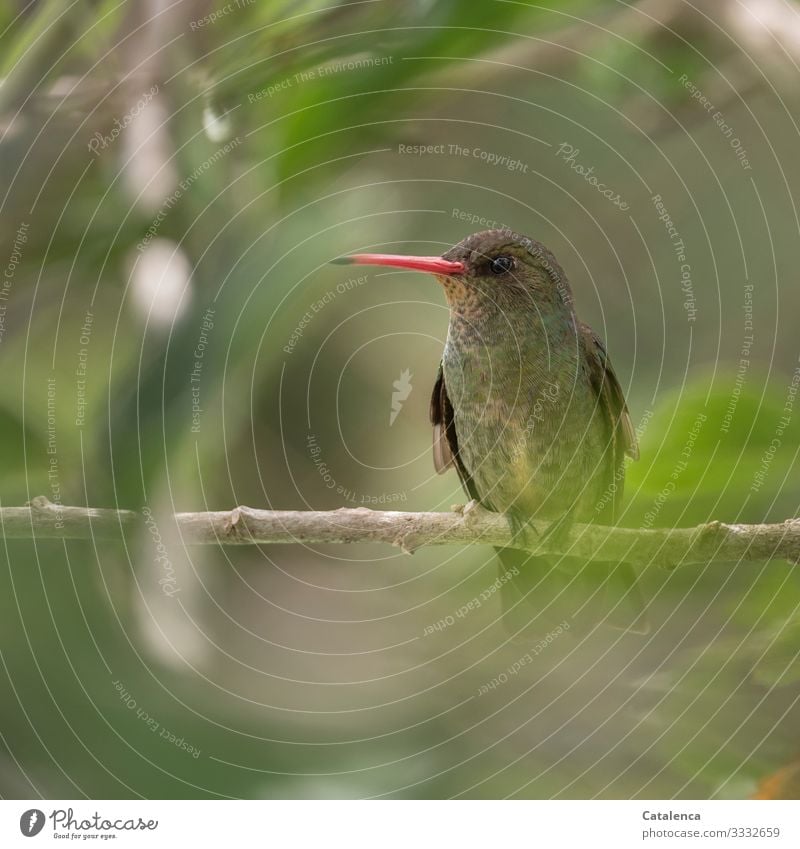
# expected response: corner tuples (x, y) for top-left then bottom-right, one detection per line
(3, 497), (800, 570)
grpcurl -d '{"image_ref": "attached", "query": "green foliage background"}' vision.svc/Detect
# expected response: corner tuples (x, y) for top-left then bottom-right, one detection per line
(0, 0), (799, 799)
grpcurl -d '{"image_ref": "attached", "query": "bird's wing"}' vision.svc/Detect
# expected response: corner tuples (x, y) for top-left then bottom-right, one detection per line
(578, 324), (648, 632)
(429, 363), (482, 503)
(580, 323), (638, 517)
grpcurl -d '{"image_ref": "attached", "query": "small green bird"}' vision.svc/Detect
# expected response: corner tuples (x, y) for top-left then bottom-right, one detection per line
(335, 229), (646, 635)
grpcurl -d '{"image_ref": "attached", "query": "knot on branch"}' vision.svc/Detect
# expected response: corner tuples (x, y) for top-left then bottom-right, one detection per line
(392, 535), (416, 556)
(695, 519), (728, 543)
(780, 518), (800, 565)
(29, 495), (55, 511)
(389, 513), (422, 555)
(223, 506), (256, 541)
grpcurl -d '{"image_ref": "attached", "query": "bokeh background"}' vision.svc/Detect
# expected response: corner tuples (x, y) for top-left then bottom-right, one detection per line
(1, 0), (800, 799)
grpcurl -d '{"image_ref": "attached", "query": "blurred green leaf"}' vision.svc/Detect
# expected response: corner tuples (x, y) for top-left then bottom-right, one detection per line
(626, 374), (800, 528)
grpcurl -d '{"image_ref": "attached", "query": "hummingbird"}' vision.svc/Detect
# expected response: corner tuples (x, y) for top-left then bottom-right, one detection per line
(334, 229), (646, 635)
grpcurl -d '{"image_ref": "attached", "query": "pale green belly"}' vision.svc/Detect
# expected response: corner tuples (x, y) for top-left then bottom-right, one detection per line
(444, 360), (609, 521)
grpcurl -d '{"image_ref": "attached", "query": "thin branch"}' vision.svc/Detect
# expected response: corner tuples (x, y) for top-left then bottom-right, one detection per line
(4, 496), (800, 570)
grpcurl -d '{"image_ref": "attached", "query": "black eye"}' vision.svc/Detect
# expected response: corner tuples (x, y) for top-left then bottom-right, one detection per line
(489, 255), (514, 274)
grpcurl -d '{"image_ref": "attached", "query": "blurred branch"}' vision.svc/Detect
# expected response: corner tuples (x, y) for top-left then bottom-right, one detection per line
(3, 496), (141, 538)
(5, 497), (800, 569)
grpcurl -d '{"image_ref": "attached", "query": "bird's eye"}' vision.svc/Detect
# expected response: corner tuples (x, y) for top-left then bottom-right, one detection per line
(489, 255), (514, 274)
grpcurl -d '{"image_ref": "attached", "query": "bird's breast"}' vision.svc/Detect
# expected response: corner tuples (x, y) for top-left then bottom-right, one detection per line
(441, 325), (605, 518)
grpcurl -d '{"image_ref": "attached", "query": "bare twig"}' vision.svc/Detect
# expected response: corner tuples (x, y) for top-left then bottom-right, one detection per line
(4, 497), (800, 570)
(1, 496), (140, 539)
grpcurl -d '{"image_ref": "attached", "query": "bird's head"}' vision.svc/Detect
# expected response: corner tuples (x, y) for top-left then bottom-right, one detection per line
(333, 229), (574, 317)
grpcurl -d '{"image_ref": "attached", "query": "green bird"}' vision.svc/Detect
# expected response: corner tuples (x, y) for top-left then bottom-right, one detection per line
(335, 229), (646, 635)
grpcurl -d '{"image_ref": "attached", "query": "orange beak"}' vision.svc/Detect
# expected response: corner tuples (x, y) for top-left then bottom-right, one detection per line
(331, 253), (465, 275)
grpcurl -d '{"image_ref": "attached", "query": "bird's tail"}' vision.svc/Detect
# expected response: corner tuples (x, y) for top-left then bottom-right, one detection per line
(496, 547), (649, 641)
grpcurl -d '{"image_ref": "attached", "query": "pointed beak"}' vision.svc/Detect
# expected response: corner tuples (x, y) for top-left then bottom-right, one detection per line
(331, 253), (465, 276)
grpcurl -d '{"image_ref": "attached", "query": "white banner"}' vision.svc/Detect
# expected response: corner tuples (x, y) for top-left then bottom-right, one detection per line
(1, 800), (798, 848)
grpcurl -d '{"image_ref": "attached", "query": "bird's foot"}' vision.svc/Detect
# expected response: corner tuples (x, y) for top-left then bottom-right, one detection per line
(506, 511), (539, 550)
(453, 500), (496, 531)
(461, 499), (493, 523)
(462, 499), (481, 516)
(504, 508), (576, 552)
(452, 499), (483, 516)
(539, 507), (576, 550)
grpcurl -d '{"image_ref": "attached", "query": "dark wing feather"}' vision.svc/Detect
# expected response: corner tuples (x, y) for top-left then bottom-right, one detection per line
(579, 324), (648, 633)
(580, 323), (638, 519)
(429, 363), (483, 504)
